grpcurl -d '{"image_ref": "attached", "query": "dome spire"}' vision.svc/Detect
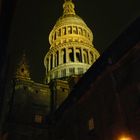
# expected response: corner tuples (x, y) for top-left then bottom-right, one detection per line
(63, 0), (75, 16)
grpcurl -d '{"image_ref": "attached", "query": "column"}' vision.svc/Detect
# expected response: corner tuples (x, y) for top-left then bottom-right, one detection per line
(56, 51), (59, 66)
(66, 26), (68, 34)
(48, 56), (51, 71)
(58, 49), (61, 65)
(88, 50), (91, 64)
(93, 53), (96, 62)
(66, 47), (69, 63)
(73, 47), (76, 62)
(81, 48), (84, 63)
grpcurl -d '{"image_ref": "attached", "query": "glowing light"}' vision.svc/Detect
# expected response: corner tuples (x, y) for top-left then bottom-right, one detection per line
(119, 136), (133, 140)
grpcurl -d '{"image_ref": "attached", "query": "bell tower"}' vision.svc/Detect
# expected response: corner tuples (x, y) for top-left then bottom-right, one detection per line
(15, 53), (31, 81)
(44, 0), (100, 83)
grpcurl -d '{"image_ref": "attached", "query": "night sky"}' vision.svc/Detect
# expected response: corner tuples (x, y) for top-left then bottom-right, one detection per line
(8, 0), (140, 82)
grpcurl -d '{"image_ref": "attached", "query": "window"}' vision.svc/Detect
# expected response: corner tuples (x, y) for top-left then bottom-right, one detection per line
(69, 68), (75, 75)
(34, 115), (43, 123)
(61, 69), (66, 77)
(83, 49), (88, 64)
(76, 52), (81, 62)
(54, 71), (58, 78)
(54, 32), (56, 40)
(73, 26), (78, 34)
(61, 88), (67, 92)
(78, 27), (82, 35)
(78, 68), (83, 74)
(58, 29), (61, 36)
(83, 29), (86, 36)
(87, 33), (90, 39)
(76, 48), (82, 62)
(35, 90), (38, 93)
(62, 27), (66, 35)
(21, 68), (24, 73)
(61, 49), (66, 64)
(69, 48), (74, 62)
(23, 86), (27, 90)
(69, 52), (74, 62)
(68, 26), (72, 34)
(90, 52), (94, 64)
(88, 118), (94, 130)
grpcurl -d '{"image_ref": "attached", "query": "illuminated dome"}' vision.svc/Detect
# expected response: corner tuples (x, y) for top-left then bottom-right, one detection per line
(44, 0), (100, 83)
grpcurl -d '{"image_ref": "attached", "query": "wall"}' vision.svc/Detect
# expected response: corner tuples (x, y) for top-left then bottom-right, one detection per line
(52, 42), (140, 140)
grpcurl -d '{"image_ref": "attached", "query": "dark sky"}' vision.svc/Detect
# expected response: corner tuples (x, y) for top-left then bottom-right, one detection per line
(8, 0), (140, 83)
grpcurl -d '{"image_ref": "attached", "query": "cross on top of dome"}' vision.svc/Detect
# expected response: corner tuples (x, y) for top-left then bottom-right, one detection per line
(63, 0), (75, 16)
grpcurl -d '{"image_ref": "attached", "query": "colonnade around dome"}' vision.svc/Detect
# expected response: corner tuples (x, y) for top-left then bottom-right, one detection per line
(44, 43), (99, 83)
(49, 24), (93, 46)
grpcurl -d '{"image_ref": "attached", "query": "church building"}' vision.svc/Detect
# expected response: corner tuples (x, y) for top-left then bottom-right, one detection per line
(0, 0), (100, 140)
(0, 0), (140, 140)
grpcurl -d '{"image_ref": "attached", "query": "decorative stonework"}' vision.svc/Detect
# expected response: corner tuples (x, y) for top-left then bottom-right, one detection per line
(63, 0), (75, 16)
(15, 53), (31, 80)
(44, 0), (100, 83)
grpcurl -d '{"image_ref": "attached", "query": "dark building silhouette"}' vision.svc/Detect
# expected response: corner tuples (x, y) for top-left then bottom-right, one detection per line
(51, 17), (140, 140)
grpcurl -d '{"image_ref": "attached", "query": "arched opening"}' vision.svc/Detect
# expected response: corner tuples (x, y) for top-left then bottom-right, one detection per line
(78, 27), (83, 35)
(69, 48), (74, 62)
(83, 49), (88, 64)
(50, 54), (53, 69)
(54, 32), (56, 40)
(58, 29), (61, 36)
(61, 48), (66, 64)
(56, 51), (59, 65)
(90, 52), (94, 64)
(54, 54), (57, 67)
(62, 27), (66, 35)
(73, 26), (78, 34)
(76, 48), (82, 62)
(68, 26), (72, 34)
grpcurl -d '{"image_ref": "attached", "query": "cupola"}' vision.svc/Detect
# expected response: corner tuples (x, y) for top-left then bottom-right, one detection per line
(44, 0), (100, 83)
